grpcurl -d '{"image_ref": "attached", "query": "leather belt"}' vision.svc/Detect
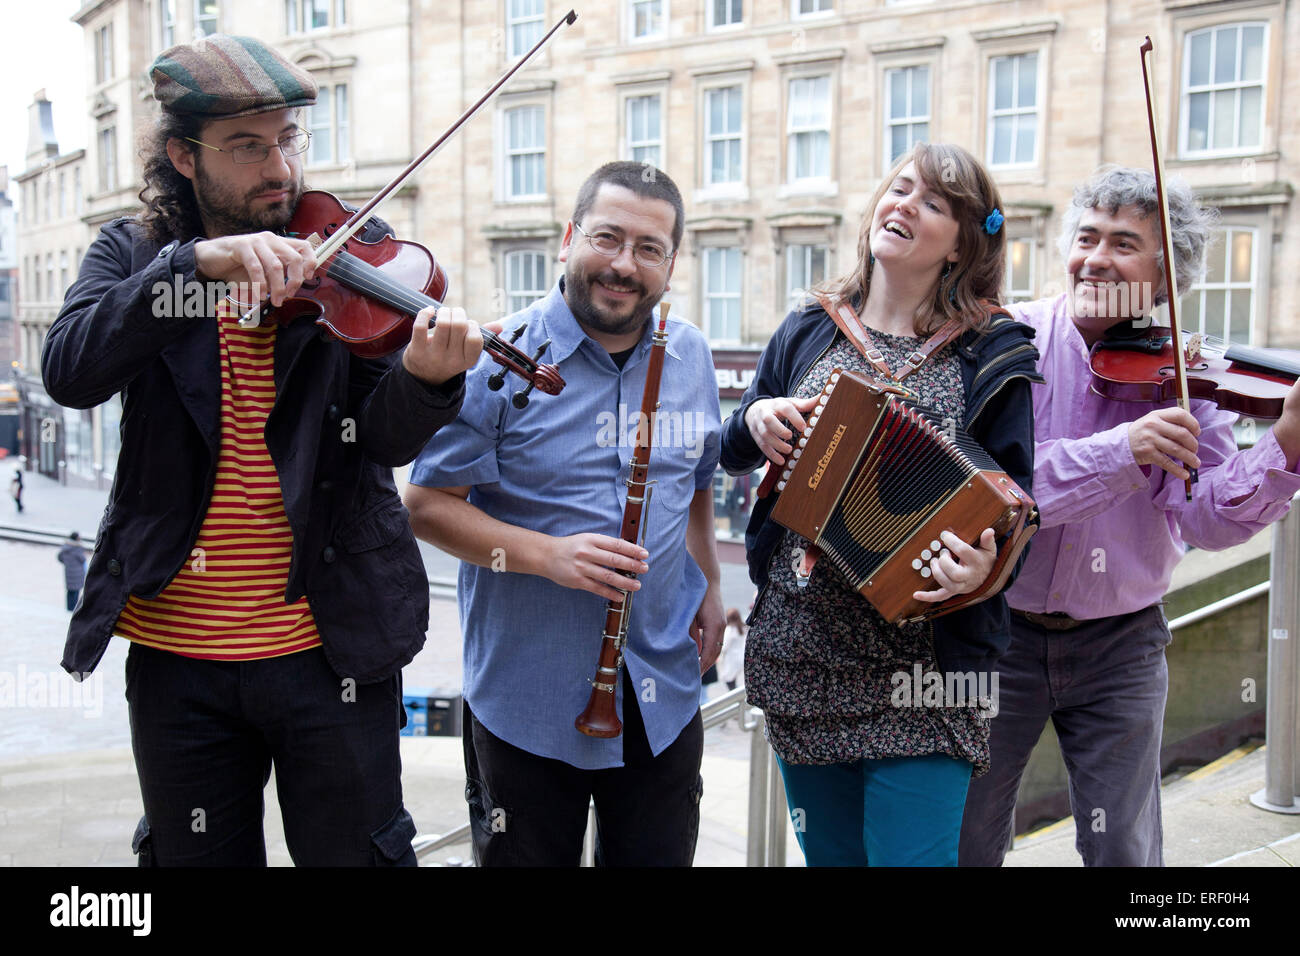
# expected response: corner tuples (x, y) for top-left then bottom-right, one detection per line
(1011, 609), (1090, 631)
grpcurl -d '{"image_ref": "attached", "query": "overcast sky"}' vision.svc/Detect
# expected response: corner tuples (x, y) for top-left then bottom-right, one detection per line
(1, 2), (86, 199)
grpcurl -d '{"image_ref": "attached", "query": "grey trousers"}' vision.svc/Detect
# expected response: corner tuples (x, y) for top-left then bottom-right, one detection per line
(958, 605), (1170, 867)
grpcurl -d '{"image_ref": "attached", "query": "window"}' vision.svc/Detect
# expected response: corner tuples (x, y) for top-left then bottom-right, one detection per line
(786, 244), (827, 310)
(787, 76), (830, 183)
(493, 105), (540, 199)
(625, 94), (662, 167)
(94, 25), (113, 84)
(58, 172), (66, 218)
(885, 65), (930, 167)
(46, 255), (54, 302)
(703, 246), (742, 342)
(503, 105), (546, 199)
(507, 0), (545, 57)
(793, 0), (832, 14)
(1182, 228), (1256, 344)
(44, 178), (51, 222)
(705, 86), (742, 186)
(1004, 236), (1034, 303)
(60, 251), (69, 295)
(74, 168), (83, 213)
(160, 0), (175, 48)
(309, 84), (350, 165)
(286, 0), (344, 33)
(630, 0), (665, 40)
(98, 127), (117, 191)
(709, 0), (742, 29)
(195, 0), (218, 36)
(1181, 23), (1267, 156)
(504, 250), (550, 313)
(987, 52), (1038, 167)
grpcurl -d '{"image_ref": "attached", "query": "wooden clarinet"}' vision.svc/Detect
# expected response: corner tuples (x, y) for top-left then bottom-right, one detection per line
(575, 302), (672, 738)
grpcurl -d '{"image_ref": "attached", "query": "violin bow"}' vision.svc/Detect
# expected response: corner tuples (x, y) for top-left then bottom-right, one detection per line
(1140, 36), (1197, 500)
(239, 9), (579, 329)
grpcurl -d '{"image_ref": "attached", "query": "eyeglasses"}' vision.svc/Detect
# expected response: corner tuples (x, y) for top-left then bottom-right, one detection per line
(184, 130), (312, 165)
(573, 223), (674, 268)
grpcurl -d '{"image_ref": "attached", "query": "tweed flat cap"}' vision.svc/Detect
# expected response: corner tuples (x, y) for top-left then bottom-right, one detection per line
(150, 34), (317, 118)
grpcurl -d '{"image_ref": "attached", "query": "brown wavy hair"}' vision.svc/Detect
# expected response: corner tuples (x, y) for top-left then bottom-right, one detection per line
(137, 110), (206, 244)
(816, 142), (1006, 335)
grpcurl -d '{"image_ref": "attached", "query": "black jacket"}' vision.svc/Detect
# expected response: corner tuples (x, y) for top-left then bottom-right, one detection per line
(720, 303), (1043, 679)
(43, 218), (464, 682)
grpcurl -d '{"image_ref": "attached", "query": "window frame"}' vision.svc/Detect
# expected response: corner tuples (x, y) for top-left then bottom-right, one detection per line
(883, 64), (932, 172)
(1181, 225), (1259, 346)
(502, 248), (552, 315)
(985, 50), (1042, 171)
(700, 82), (745, 196)
(627, 0), (668, 43)
(791, 0), (833, 19)
(622, 90), (665, 168)
(1178, 21), (1269, 159)
(700, 244), (744, 346)
(707, 0), (744, 32)
(498, 100), (549, 203)
(307, 83), (350, 167)
(784, 73), (833, 188)
(194, 0), (218, 37)
(506, 0), (546, 59)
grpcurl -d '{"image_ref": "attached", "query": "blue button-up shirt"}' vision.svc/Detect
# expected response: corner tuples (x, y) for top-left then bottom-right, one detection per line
(410, 281), (722, 769)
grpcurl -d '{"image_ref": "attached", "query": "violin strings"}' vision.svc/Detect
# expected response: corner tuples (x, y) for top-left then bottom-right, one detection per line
(321, 250), (512, 356)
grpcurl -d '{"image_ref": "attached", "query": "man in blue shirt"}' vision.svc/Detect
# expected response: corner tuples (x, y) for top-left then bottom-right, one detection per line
(405, 162), (724, 866)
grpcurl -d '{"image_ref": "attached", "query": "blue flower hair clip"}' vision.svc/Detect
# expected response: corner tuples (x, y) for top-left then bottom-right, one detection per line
(984, 208), (1005, 236)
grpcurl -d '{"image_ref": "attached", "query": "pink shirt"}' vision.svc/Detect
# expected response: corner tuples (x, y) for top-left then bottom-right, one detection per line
(1006, 294), (1300, 618)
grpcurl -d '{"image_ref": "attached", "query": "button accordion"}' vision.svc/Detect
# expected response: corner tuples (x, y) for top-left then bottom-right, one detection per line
(763, 368), (1037, 624)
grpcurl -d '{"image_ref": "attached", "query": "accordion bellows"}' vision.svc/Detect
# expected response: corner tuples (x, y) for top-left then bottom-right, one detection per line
(769, 369), (1036, 624)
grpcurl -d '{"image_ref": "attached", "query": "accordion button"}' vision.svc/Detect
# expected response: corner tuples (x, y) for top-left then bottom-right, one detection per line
(921, 549), (932, 560)
(819, 395), (829, 405)
(920, 567), (932, 578)
(776, 481), (786, 492)
(798, 437), (808, 448)
(808, 415), (820, 428)
(930, 539), (942, 551)
(912, 558), (923, 570)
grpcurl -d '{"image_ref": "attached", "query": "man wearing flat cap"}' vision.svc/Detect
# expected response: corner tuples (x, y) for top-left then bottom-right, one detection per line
(42, 34), (481, 866)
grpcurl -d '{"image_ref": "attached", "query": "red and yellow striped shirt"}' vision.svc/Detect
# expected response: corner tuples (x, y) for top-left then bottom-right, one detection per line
(115, 300), (321, 660)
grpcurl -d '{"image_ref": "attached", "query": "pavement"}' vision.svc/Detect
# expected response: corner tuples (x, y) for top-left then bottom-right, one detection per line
(2, 469), (1297, 867)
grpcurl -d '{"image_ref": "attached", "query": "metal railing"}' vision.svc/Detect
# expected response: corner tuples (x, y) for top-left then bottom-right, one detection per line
(413, 685), (789, 866)
(1251, 492), (1300, 814)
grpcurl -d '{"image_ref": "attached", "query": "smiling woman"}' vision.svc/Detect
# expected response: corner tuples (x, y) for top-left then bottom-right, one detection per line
(719, 141), (1041, 868)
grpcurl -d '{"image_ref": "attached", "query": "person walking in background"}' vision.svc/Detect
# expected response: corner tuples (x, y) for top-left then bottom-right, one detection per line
(58, 532), (88, 612)
(10, 469), (22, 514)
(718, 608), (746, 692)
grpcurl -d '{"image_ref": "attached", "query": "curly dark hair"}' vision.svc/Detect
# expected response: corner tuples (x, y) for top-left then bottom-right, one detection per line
(137, 110), (206, 244)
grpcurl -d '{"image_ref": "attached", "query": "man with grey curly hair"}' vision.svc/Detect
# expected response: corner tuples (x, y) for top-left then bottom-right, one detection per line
(960, 165), (1300, 867)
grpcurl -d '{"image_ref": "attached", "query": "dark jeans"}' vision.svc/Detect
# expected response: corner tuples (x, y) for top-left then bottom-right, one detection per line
(125, 642), (416, 867)
(959, 605), (1170, 867)
(66, 589), (80, 612)
(463, 672), (704, 866)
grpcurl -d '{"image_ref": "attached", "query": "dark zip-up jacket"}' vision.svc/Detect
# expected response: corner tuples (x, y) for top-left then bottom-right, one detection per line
(43, 217), (464, 683)
(720, 302), (1044, 680)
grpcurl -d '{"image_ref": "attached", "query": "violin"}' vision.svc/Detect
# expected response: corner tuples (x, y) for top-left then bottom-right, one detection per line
(242, 10), (578, 408)
(1090, 323), (1300, 420)
(269, 189), (564, 406)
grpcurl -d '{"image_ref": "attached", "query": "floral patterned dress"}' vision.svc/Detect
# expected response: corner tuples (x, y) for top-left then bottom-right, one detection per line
(744, 331), (991, 775)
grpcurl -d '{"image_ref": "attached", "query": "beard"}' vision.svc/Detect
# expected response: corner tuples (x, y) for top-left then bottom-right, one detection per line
(564, 260), (663, 339)
(192, 155), (302, 238)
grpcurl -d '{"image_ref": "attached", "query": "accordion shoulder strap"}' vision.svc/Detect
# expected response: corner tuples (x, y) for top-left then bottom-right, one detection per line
(813, 292), (963, 385)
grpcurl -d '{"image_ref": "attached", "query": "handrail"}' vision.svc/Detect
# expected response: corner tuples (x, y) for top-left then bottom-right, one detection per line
(410, 578), (1277, 865)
